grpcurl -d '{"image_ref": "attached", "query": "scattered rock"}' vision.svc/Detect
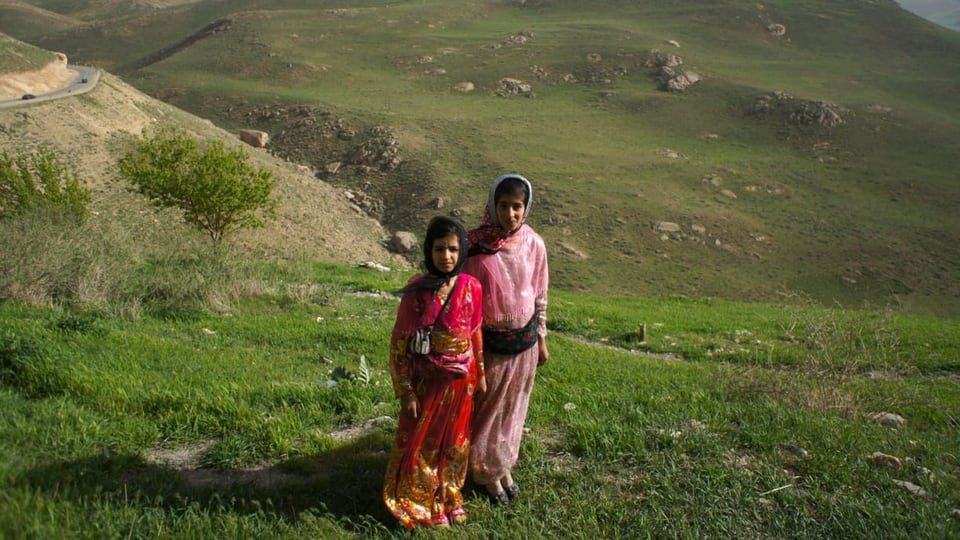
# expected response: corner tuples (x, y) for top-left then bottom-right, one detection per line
(346, 127), (401, 170)
(496, 77), (535, 98)
(658, 148), (685, 159)
(720, 189), (737, 199)
(358, 261), (391, 272)
(893, 479), (927, 497)
(665, 39), (681, 48)
(453, 81), (475, 92)
(586, 52), (602, 62)
(504, 31), (533, 46)
(239, 129), (269, 148)
(868, 411), (906, 428)
(324, 161), (342, 175)
(389, 231), (417, 254)
(767, 23), (787, 36)
(645, 49), (683, 69)
(654, 221), (681, 233)
(530, 65), (549, 79)
(682, 419), (706, 432)
(703, 173), (723, 186)
(871, 451), (902, 469)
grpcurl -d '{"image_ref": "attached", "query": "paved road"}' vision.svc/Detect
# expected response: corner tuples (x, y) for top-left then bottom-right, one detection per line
(0, 65), (100, 109)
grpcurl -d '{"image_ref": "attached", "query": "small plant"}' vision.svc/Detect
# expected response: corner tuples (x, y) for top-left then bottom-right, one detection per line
(356, 355), (371, 386)
(118, 128), (278, 251)
(0, 147), (91, 223)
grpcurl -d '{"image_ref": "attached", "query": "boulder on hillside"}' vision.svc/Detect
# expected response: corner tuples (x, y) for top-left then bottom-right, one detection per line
(389, 231), (418, 254)
(239, 129), (269, 148)
(663, 70), (701, 93)
(645, 49), (700, 93)
(496, 77), (535, 98)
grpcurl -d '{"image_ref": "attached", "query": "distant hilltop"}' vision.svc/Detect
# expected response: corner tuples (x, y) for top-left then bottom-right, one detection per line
(896, 0), (960, 30)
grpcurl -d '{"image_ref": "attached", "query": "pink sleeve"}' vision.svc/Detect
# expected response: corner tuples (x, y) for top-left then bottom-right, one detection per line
(532, 234), (549, 336)
(389, 277), (426, 397)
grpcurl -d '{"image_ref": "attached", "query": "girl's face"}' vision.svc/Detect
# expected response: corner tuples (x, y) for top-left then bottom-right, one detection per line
(495, 192), (526, 232)
(431, 234), (460, 274)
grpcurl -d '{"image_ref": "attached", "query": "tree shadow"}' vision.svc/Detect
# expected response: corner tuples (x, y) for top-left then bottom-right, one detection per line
(15, 429), (400, 535)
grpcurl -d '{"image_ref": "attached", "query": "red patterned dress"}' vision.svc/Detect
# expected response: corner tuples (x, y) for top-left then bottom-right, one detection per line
(383, 273), (484, 529)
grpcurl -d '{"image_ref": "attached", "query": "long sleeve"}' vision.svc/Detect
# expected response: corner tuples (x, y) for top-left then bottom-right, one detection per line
(390, 280), (427, 398)
(532, 232), (549, 336)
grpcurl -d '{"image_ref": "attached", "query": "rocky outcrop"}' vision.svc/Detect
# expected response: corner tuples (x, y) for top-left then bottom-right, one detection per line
(750, 91), (846, 128)
(644, 49), (701, 93)
(496, 77), (535, 97)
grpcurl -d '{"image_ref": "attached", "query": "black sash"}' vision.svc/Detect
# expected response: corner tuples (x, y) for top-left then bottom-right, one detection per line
(482, 314), (538, 355)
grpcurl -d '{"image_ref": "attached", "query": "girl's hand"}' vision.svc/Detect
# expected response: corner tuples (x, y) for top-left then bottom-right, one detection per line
(537, 337), (549, 367)
(403, 392), (420, 419)
(478, 374), (488, 394)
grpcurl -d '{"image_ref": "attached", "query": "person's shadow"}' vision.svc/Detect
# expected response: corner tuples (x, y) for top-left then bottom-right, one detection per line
(16, 428), (399, 535)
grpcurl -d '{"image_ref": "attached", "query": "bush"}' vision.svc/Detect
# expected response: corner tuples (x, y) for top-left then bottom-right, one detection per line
(0, 147), (91, 223)
(118, 129), (278, 250)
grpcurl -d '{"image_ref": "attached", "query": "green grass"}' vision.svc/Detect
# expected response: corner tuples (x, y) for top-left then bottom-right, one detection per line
(0, 259), (958, 538)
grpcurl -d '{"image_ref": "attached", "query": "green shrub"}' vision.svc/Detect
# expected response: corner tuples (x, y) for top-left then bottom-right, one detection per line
(0, 147), (91, 223)
(118, 129), (278, 250)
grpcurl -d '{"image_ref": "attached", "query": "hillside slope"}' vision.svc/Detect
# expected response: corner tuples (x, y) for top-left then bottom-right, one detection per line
(0, 63), (408, 269)
(2, 1), (959, 317)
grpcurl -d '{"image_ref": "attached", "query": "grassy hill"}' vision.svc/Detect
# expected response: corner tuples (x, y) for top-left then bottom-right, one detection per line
(0, 32), (56, 72)
(1, 4), (959, 536)
(3, 0), (960, 317)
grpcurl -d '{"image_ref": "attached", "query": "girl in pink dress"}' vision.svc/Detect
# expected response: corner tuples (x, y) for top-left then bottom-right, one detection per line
(383, 216), (487, 528)
(464, 174), (549, 505)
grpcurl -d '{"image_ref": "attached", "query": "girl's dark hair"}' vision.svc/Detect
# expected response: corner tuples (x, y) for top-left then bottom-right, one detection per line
(402, 216), (469, 294)
(494, 176), (530, 206)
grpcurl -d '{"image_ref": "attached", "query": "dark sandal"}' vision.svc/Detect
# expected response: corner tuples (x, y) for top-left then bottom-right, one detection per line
(487, 490), (510, 506)
(504, 482), (520, 501)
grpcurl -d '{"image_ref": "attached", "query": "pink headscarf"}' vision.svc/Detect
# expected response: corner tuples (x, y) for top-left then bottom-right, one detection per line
(467, 174), (533, 255)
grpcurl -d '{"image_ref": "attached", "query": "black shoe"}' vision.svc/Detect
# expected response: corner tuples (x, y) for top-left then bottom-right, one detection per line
(504, 482), (520, 501)
(487, 490), (510, 506)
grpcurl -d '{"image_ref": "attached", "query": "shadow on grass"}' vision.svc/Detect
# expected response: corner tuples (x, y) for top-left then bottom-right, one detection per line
(15, 430), (398, 535)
